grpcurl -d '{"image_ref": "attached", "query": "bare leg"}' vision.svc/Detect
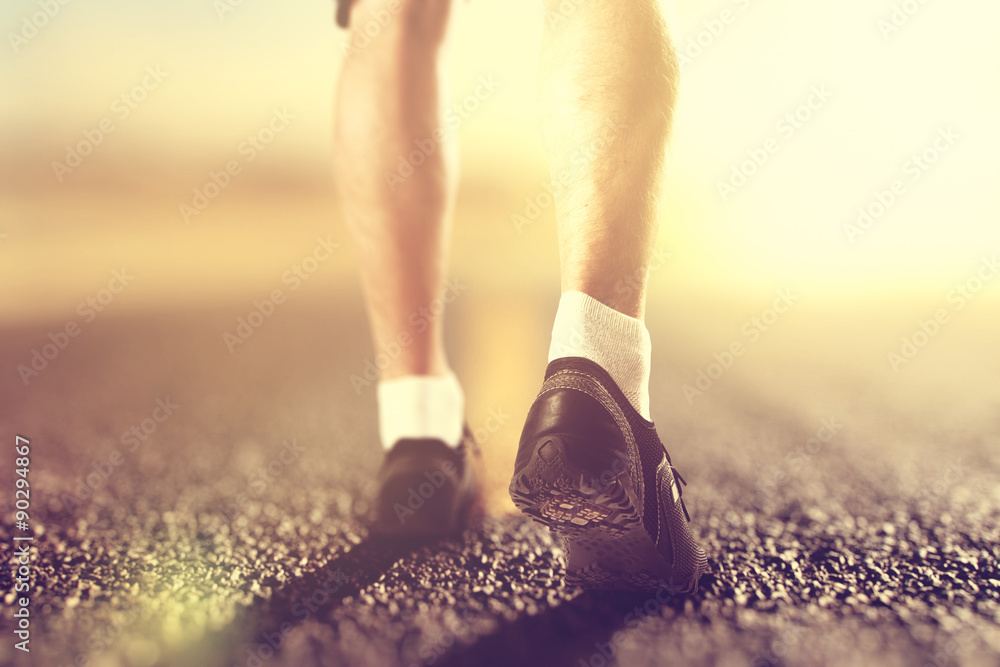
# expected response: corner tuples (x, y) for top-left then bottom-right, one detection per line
(334, 0), (457, 381)
(337, 0), (475, 535)
(539, 0), (679, 320)
(510, 4), (706, 593)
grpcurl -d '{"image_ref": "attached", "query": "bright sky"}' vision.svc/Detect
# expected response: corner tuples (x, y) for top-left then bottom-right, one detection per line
(1, 0), (999, 320)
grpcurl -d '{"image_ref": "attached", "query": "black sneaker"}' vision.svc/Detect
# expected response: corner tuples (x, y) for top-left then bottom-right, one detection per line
(373, 428), (483, 538)
(509, 357), (709, 592)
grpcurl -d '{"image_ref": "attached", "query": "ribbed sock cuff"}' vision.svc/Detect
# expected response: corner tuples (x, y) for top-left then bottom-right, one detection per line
(548, 291), (652, 419)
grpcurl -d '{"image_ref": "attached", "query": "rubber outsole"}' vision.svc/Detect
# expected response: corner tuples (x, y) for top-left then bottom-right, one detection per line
(510, 435), (696, 593)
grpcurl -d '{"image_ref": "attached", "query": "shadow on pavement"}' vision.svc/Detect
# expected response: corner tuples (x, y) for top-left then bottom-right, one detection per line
(253, 533), (427, 625)
(433, 586), (689, 667)
(233, 526), (690, 667)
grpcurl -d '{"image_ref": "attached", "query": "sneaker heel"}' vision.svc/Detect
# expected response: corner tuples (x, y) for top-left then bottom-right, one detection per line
(509, 435), (637, 535)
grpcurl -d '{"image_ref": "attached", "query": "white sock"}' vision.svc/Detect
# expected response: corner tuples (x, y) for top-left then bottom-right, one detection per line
(376, 373), (465, 450)
(548, 291), (652, 420)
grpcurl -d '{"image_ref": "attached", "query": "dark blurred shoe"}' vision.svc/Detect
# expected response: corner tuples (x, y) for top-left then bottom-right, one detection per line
(509, 357), (708, 593)
(373, 428), (483, 538)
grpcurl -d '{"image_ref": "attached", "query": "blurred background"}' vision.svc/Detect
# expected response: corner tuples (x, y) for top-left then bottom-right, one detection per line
(2, 0), (999, 302)
(3, 1), (1000, 665)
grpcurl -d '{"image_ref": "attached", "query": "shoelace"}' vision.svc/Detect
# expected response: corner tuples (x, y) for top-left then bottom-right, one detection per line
(662, 445), (692, 523)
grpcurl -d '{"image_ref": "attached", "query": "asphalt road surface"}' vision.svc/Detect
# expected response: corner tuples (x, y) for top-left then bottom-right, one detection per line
(1, 292), (999, 667)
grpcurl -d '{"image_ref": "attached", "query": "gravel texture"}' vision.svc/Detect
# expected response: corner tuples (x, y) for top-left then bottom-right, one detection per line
(1, 296), (999, 667)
